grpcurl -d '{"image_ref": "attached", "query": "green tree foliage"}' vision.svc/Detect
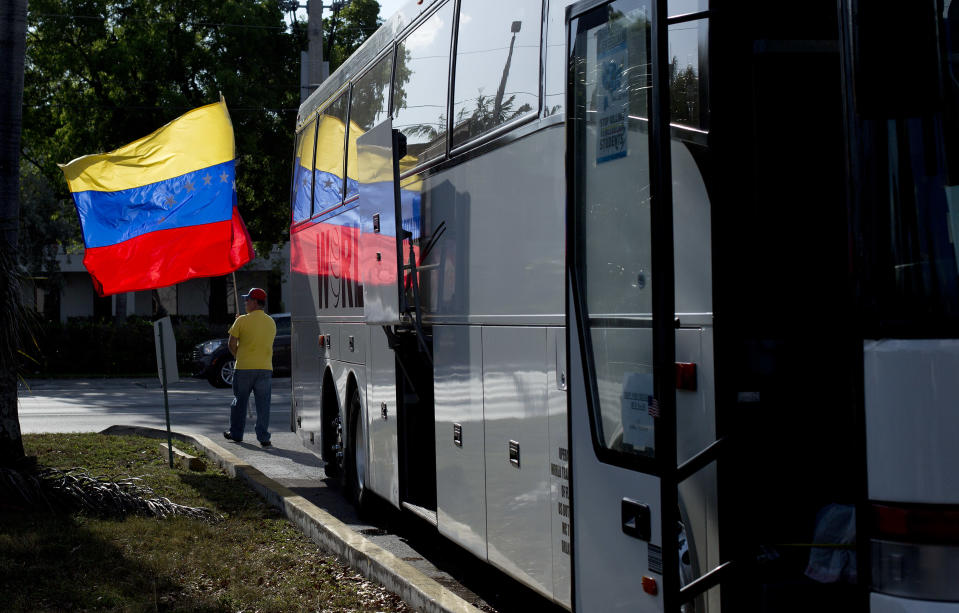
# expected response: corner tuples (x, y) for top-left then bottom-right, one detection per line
(669, 56), (700, 127)
(324, 0), (381, 74)
(22, 0), (305, 267)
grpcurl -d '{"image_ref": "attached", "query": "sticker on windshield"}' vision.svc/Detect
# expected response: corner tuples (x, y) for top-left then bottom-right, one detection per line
(596, 25), (628, 164)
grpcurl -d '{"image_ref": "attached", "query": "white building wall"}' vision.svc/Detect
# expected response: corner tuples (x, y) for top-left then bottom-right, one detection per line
(39, 244), (291, 321)
(178, 278), (210, 315)
(60, 274), (96, 321)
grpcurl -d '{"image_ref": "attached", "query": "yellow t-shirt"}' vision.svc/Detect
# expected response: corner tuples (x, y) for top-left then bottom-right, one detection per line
(228, 310), (276, 371)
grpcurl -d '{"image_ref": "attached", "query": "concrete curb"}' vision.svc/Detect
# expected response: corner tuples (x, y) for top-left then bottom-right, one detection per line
(158, 442), (206, 471)
(100, 425), (480, 613)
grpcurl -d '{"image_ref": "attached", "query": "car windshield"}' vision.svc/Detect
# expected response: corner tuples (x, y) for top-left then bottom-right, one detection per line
(272, 315), (291, 335)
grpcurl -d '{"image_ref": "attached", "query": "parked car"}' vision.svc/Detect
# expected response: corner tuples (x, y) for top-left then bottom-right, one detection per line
(191, 313), (291, 388)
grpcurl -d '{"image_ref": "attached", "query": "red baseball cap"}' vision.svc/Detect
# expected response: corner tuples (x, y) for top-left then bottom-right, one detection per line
(242, 287), (267, 302)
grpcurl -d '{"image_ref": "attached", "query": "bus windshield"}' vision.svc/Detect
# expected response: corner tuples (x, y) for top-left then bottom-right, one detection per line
(853, 2), (959, 337)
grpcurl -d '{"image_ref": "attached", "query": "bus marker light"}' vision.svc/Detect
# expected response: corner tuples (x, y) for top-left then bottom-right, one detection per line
(642, 576), (657, 595)
(676, 362), (697, 390)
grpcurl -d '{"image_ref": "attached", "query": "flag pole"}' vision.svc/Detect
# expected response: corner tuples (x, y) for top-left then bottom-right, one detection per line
(158, 319), (174, 469)
(232, 271), (239, 315)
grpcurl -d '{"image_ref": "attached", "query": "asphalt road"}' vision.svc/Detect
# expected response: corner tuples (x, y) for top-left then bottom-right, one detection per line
(18, 375), (291, 436)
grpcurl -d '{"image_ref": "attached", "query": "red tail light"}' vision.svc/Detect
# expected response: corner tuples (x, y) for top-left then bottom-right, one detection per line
(872, 503), (959, 544)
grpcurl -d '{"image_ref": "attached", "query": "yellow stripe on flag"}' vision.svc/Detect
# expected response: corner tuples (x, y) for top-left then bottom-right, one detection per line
(60, 100), (234, 193)
(314, 115), (346, 178)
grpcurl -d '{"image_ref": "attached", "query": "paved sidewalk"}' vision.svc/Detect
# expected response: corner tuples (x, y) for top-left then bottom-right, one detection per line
(102, 425), (488, 613)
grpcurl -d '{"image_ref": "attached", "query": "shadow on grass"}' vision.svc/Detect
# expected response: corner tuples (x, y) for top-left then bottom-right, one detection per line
(176, 470), (282, 520)
(0, 512), (180, 611)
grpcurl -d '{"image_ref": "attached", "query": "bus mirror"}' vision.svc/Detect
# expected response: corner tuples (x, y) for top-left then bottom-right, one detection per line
(850, 0), (942, 118)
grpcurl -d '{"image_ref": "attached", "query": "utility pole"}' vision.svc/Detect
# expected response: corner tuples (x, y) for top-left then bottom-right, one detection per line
(287, 0), (349, 101)
(305, 0), (329, 101)
(494, 21), (522, 124)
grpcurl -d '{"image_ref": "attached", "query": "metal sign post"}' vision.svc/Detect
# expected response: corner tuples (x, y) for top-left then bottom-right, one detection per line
(153, 316), (179, 468)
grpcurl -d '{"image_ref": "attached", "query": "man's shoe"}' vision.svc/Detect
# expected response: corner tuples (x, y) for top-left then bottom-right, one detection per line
(223, 431), (241, 442)
(260, 440), (272, 448)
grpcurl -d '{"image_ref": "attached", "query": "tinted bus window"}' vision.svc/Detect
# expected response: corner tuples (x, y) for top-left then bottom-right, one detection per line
(451, 0), (541, 146)
(291, 118), (316, 223)
(545, 0), (577, 117)
(314, 91), (349, 215)
(668, 18), (707, 130)
(393, 1), (454, 165)
(852, 4), (959, 336)
(351, 52), (394, 132)
(348, 53), (394, 200)
(669, 0), (706, 16)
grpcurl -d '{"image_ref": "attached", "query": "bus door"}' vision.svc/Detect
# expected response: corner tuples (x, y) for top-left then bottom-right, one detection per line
(567, 1), (727, 609)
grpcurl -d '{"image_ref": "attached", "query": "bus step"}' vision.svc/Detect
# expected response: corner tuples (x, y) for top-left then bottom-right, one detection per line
(401, 501), (438, 526)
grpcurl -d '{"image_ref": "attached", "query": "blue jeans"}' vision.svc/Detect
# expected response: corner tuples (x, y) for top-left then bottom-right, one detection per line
(230, 369), (272, 443)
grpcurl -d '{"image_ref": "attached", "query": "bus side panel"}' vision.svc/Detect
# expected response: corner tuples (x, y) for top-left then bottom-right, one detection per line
(675, 326), (718, 611)
(422, 128), (565, 321)
(434, 324), (488, 560)
(871, 592), (959, 613)
(483, 325), (553, 600)
(547, 327), (571, 608)
(314, 209), (365, 318)
(292, 316), (322, 438)
(291, 222), (325, 447)
(368, 324), (400, 506)
(864, 339), (959, 504)
(339, 323), (367, 365)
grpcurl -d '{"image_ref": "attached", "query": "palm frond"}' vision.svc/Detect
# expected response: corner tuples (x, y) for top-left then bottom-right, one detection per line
(0, 466), (221, 522)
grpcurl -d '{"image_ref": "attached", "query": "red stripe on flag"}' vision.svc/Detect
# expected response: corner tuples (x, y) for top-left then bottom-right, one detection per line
(84, 207), (253, 296)
(229, 205), (254, 268)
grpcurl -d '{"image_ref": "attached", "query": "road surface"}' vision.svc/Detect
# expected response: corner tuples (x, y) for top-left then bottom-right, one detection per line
(18, 376), (291, 435)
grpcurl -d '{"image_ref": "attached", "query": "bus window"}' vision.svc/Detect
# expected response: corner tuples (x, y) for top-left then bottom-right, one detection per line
(350, 52), (393, 133)
(314, 91), (349, 216)
(668, 0), (707, 16)
(668, 18), (707, 131)
(944, 0), (959, 187)
(852, 3), (959, 336)
(291, 118), (317, 223)
(348, 52), (394, 200)
(571, 4), (654, 456)
(393, 1), (454, 166)
(545, 1), (576, 117)
(451, 0), (541, 146)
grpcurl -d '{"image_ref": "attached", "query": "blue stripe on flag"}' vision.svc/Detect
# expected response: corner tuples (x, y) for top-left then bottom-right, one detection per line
(73, 160), (235, 248)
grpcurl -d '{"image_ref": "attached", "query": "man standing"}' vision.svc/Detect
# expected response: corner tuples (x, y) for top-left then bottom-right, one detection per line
(223, 287), (276, 447)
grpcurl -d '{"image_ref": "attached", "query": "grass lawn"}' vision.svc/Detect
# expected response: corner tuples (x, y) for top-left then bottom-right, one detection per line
(1, 433), (412, 612)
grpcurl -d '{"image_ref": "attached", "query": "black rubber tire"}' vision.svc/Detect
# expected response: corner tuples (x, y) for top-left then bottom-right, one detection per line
(323, 408), (345, 485)
(209, 358), (235, 388)
(346, 387), (368, 512)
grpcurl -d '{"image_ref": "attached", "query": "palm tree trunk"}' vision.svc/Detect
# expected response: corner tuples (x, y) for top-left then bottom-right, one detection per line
(0, 0), (29, 467)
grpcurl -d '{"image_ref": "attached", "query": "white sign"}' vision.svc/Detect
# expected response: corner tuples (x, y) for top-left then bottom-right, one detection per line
(596, 25), (629, 164)
(621, 372), (654, 452)
(153, 316), (179, 384)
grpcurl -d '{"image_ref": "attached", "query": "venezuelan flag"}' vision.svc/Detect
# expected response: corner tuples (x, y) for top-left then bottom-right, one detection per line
(61, 100), (254, 296)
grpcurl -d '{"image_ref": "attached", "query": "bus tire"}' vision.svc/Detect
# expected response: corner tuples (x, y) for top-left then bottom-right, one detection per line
(346, 387), (369, 513)
(323, 407), (345, 485)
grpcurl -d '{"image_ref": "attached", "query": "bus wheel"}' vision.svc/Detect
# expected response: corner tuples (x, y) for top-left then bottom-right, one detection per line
(346, 387), (368, 512)
(678, 518), (698, 613)
(323, 409), (344, 485)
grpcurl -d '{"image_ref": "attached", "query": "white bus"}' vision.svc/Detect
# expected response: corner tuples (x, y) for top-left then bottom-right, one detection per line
(288, 0), (959, 610)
